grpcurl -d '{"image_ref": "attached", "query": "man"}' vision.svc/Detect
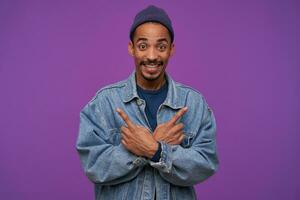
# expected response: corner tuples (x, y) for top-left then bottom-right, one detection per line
(76, 5), (218, 200)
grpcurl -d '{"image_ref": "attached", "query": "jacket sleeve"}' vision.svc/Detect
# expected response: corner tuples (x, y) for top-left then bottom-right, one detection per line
(149, 97), (219, 186)
(76, 98), (147, 186)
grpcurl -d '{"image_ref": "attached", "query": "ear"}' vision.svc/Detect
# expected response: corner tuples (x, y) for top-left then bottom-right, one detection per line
(128, 41), (134, 56)
(170, 43), (175, 57)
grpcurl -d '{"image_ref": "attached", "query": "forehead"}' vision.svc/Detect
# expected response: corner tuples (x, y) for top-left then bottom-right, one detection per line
(134, 22), (171, 42)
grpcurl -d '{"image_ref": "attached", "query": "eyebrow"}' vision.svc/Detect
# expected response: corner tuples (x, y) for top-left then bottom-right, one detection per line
(136, 38), (148, 43)
(157, 38), (169, 43)
(136, 37), (169, 44)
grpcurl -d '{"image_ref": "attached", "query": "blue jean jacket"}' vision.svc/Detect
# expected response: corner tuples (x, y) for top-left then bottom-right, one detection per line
(76, 71), (219, 200)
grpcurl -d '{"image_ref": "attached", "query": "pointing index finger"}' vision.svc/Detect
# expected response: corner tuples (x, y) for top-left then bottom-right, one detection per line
(169, 107), (188, 125)
(116, 108), (135, 129)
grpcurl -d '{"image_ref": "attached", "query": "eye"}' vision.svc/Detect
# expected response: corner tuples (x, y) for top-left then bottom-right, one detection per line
(138, 43), (147, 50)
(158, 44), (167, 51)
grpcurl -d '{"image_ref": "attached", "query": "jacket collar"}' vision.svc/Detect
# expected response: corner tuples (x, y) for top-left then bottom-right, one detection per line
(123, 70), (185, 109)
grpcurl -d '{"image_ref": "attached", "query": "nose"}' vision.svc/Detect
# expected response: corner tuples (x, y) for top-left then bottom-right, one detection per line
(147, 47), (158, 60)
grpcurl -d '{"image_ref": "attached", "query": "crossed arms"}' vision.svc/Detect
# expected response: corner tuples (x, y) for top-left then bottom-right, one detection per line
(116, 107), (188, 159)
(76, 95), (218, 187)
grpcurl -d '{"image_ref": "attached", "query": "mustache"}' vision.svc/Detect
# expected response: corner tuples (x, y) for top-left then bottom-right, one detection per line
(140, 59), (163, 66)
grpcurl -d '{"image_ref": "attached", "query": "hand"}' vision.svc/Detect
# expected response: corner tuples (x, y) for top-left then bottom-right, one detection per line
(153, 107), (188, 145)
(116, 108), (158, 158)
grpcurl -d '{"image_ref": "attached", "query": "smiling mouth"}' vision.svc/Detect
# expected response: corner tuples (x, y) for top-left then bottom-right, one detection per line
(144, 64), (160, 68)
(142, 63), (162, 74)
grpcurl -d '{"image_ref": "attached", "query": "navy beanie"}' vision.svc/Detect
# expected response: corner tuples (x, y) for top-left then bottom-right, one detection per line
(130, 5), (174, 43)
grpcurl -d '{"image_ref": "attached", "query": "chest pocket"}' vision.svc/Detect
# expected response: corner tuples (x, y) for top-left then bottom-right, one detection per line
(108, 128), (121, 145)
(181, 131), (196, 148)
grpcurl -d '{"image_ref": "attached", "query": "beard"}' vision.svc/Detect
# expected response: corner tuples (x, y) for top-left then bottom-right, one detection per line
(141, 72), (162, 81)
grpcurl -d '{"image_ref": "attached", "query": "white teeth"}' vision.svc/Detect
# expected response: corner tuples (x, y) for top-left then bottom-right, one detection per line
(145, 64), (158, 68)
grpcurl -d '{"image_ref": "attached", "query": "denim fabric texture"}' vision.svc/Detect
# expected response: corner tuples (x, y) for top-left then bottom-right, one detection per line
(76, 71), (219, 200)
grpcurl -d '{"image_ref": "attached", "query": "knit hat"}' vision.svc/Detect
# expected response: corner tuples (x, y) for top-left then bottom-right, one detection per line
(129, 5), (174, 43)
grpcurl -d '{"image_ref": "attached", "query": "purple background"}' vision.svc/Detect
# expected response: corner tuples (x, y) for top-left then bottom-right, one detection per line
(1, 0), (299, 199)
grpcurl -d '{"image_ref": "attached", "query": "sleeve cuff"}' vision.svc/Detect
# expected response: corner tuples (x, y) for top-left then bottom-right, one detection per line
(132, 156), (148, 167)
(149, 141), (173, 173)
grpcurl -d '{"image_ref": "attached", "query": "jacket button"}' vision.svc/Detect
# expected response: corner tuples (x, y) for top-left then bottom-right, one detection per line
(136, 99), (143, 106)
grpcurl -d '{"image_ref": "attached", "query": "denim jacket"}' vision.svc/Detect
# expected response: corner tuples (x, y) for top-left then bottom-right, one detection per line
(76, 71), (219, 200)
